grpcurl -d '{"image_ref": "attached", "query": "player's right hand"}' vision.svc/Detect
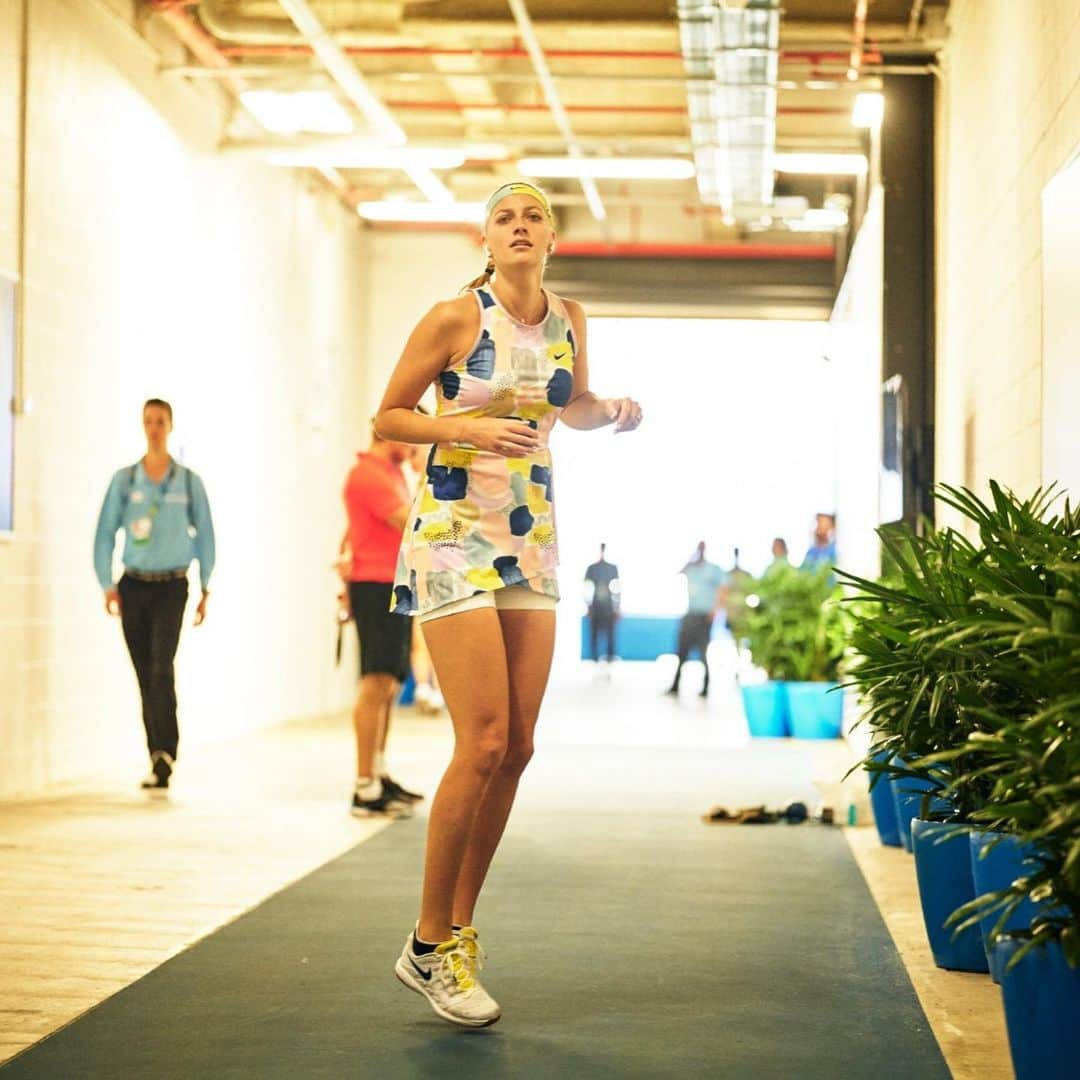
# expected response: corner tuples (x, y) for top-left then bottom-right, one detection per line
(462, 418), (541, 457)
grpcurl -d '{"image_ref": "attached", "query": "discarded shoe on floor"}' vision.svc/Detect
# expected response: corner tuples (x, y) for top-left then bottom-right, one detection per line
(701, 801), (809, 826)
(701, 805), (776, 825)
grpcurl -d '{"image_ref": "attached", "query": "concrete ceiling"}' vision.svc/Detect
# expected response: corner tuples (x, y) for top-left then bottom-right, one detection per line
(146, 0), (950, 315)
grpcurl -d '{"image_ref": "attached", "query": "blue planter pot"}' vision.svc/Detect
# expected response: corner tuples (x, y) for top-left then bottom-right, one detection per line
(740, 682), (788, 737)
(785, 681), (844, 739)
(996, 939), (1080, 1080)
(868, 752), (902, 847)
(969, 832), (1047, 983)
(911, 819), (989, 973)
(891, 774), (950, 853)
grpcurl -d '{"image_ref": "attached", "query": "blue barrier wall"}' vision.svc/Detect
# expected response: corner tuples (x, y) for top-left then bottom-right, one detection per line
(580, 615), (686, 661)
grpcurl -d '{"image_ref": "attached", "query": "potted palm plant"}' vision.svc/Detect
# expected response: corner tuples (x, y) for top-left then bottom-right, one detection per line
(846, 482), (1080, 992)
(842, 516), (992, 970)
(733, 563), (847, 738)
(910, 487), (1080, 1077)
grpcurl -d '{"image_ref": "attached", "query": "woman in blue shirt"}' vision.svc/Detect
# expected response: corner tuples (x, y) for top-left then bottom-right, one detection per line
(93, 399), (215, 792)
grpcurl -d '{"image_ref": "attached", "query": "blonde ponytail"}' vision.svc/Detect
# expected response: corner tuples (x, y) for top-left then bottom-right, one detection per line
(461, 258), (495, 293)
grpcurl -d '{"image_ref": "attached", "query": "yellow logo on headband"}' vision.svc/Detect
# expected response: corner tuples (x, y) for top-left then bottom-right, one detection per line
(485, 181), (554, 224)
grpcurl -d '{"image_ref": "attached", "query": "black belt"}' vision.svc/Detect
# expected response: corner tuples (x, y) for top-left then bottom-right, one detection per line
(124, 568), (188, 582)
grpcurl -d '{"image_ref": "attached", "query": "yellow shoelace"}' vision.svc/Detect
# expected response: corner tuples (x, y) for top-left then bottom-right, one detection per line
(435, 937), (477, 992)
(455, 926), (485, 977)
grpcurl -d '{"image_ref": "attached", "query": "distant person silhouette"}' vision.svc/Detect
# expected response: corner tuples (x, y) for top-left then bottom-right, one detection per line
(721, 546), (754, 635)
(93, 398), (215, 794)
(766, 536), (790, 576)
(584, 543), (620, 664)
(801, 513), (837, 571)
(667, 541), (727, 698)
(340, 424), (425, 817)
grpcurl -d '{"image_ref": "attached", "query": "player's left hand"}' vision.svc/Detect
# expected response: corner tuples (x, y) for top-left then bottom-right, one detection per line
(605, 397), (644, 433)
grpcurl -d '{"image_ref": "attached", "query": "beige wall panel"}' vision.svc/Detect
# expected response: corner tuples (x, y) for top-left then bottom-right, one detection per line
(0, 0), (22, 277)
(0, 0), (375, 797)
(360, 230), (481, 415)
(936, 0), (1080, 521)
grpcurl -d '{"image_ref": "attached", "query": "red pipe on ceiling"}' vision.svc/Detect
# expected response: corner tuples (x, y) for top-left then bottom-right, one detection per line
(553, 241), (834, 261)
(155, 7), (249, 95)
(216, 43), (881, 65)
(383, 101), (848, 115)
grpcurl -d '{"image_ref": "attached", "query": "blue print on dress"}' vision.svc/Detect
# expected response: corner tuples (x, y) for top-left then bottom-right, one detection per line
(429, 464), (468, 501)
(546, 368), (572, 407)
(509, 506), (534, 537)
(478, 289), (496, 309)
(530, 464), (553, 501)
(440, 370), (461, 399)
(494, 555), (527, 586)
(466, 331), (496, 379)
(392, 584), (414, 614)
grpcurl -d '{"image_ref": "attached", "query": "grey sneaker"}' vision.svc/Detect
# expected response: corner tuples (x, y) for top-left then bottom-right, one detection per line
(394, 931), (501, 1028)
(350, 788), (412, 818)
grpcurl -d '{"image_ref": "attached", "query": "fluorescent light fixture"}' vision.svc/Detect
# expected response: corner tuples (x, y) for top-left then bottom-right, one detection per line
(852, 92), (885, 129)
(406, 168), (453, 205)
(517, 156), (696, 181)
(462, 143), (510, 161)
(788, 208), (850, 231)
(267, 147), (466, 170)
(357, 201), (485, 224)
(774, 152), (868, 176)
(239, 90), (354, 135)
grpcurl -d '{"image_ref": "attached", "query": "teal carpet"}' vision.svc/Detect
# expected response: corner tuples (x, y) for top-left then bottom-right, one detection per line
(3, 812), (949, 1079)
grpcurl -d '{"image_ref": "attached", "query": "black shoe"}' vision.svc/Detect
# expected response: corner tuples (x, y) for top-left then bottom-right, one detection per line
(381, 775), (425, 803)
(350, 788), (413, 818)
(141, 753), (172, 791)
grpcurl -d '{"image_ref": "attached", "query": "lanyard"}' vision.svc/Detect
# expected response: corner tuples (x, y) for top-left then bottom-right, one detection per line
(146, 462), (176, 518)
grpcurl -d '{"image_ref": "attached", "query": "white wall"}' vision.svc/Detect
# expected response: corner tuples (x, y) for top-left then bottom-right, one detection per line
(936, 0), (1080, 509)
(359, 229), (481, 417)
(0, 0), (373, 796)
(826, 187), (883, 584)
(1041, 149), (1080, 499)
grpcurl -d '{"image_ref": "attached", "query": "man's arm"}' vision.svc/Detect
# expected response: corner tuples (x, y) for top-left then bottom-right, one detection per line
(93, 472), (124, 593)
(189, 472), (216, 594)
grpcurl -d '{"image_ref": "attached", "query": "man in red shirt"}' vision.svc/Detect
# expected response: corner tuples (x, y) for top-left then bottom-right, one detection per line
(342, 427), (424, 816)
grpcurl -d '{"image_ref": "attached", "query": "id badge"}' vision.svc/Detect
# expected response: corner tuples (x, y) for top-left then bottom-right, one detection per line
(131, 516), (153, 545)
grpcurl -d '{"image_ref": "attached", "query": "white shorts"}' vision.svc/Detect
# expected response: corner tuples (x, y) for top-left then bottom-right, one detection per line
(419, 586), (557, 624)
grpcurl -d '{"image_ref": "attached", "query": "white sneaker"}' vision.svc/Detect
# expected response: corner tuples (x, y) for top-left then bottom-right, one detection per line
(414, 685), (446, 715)
(394, 931), (501, 1028)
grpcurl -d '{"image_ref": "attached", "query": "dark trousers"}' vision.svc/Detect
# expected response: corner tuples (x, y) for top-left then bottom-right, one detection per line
(589, 609), (617, 661)
(118, 575), (188, 760)
(671, 612), (713, 691)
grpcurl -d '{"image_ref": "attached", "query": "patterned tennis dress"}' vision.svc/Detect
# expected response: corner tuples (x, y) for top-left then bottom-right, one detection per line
(392, 287), (576, 617)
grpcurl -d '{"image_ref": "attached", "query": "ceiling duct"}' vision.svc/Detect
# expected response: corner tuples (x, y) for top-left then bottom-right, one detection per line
(677, 0), (780, 218)
(195, 1), (405, 45)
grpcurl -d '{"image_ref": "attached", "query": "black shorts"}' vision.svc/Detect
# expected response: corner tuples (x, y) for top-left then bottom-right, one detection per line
(677, 612), (713, 659)
(348, 581), (413, 682)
